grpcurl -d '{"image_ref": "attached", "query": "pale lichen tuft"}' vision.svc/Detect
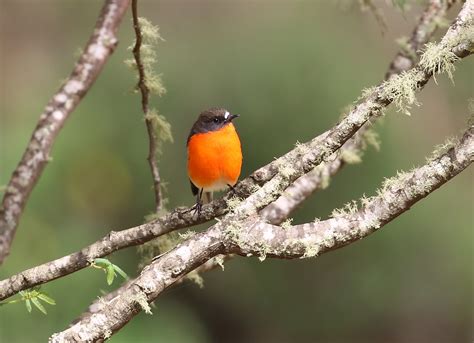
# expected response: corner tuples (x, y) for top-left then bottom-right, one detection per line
(380, 70), (424, 115)
(420, 42), (458, 84)
(134, 291), (153, 315)
(185, 270), (204, 288)
(281, 218), (293, 230)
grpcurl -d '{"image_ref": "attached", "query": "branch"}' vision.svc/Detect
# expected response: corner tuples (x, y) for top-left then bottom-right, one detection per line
(131, 0), (164, 212)
(233, 126), (473, 259)
(51, 120), (473, 342)
(1, 0), (472, 301)
(0, 0), (130, 265)
(386, 0), (457, 79)
(262, 0), (459, 224)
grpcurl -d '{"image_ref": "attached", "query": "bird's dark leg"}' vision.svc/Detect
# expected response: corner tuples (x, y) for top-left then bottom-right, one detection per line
(184, 188), (203, 216)
(191, 188), (203, 217)
(227, 183), (237, 196)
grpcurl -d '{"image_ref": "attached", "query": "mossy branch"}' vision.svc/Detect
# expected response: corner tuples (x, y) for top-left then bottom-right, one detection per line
(129, 0), (172, 213)
(386, 0), (457, 79)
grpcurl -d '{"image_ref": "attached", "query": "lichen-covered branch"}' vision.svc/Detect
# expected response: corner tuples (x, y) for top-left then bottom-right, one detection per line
(260, 128), (377, 224)
(51, 120), (473, 343)
(0, 206), (224, 301)
(0, 0), (130, 265)
(386, 0), (457, 79)
(1, 0), (472, 301)
(130, 0), (165, 212)
(262, 0), (459, 224)
(233, 125), (473, 259)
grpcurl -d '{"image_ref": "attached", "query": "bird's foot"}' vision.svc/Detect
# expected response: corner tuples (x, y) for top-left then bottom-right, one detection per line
(227, 183), (237, 196)
(189, 201), (202, 217)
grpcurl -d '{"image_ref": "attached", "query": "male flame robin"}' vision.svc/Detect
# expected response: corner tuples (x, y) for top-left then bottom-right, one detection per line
(187, 107), (242, 215)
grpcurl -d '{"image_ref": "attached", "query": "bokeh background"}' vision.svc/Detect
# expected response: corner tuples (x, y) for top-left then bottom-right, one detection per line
(0, 1), (472, 342)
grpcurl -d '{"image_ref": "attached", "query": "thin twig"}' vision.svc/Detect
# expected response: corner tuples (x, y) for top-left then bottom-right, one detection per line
(131, 0), (163, 212)
(0, 0), (130, 266)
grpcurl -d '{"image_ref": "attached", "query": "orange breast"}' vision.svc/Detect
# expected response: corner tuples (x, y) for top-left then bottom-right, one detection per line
(187, 123), (242, 191)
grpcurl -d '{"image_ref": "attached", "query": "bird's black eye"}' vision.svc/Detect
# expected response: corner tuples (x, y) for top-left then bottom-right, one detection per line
(213, 117), (220, 123)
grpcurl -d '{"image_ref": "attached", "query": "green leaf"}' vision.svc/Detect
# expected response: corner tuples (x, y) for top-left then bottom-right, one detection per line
(31, 297), (47, 315)
(112, 264), (128, 280)
(25, 299), (32, 313)
(37, 293), (56, 305)
(93, 258), (111, 268)
(92, 258), (128, 284)
(106, 266), (116, 285)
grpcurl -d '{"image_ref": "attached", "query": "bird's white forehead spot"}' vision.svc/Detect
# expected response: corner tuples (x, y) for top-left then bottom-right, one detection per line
(224, 111), (230, 119)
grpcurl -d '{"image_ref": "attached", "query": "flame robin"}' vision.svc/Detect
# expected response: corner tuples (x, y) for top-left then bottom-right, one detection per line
(187, 108), (242, 215)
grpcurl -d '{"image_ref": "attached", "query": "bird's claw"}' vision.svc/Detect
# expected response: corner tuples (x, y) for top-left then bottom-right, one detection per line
(190, 201), (202, 217)
(227, 183), (237, 196)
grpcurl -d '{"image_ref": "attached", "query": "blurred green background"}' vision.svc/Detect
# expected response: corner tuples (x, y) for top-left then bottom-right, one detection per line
(0, 1), (472, 342)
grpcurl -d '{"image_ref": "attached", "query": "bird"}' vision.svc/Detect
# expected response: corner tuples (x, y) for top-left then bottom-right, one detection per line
(187, 107), (242, 216)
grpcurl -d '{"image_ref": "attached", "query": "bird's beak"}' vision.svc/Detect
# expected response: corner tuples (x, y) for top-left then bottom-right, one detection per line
(228, 114), (239, 121)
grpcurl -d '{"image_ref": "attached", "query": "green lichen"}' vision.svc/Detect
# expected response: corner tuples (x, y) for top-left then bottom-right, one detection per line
(137, 232), (180, 269)
(138, 17), (162, 42)
(178, 230), (196, 240)
(275, 158), (297, 179)
(359, 214), (381, 232)
(342, 126), (380, 164)
(134, 291), (152, 315)
(255, 241), (273, 262)
(294, 141), (312, 156)
(224, 222), (242, 242)
(302, 244), (320, 258)
(125, 15), (173, 154)
(362, 127), (381, 151)
(125, 17), (166, 97)
(420, 42), (458, 84)
(226, 196), (242, 212)
(359, 194), (374, 208)
(145, 108), (174, 155)
(331, 200), (359, 219)
(356, 86), (378, 103)
(314, 165), (331, 189)
(253, 177), (285, 210)
(340, 147), (363, 164)
(380, 70), (424, 115)
(104, 329), (112, 340)
(281, 218), (293, 230)
(419, 24), (474, 84)
(185, 270), (204, 288)
(214, 255), (226, 271)
(426, 137), (457, 162)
